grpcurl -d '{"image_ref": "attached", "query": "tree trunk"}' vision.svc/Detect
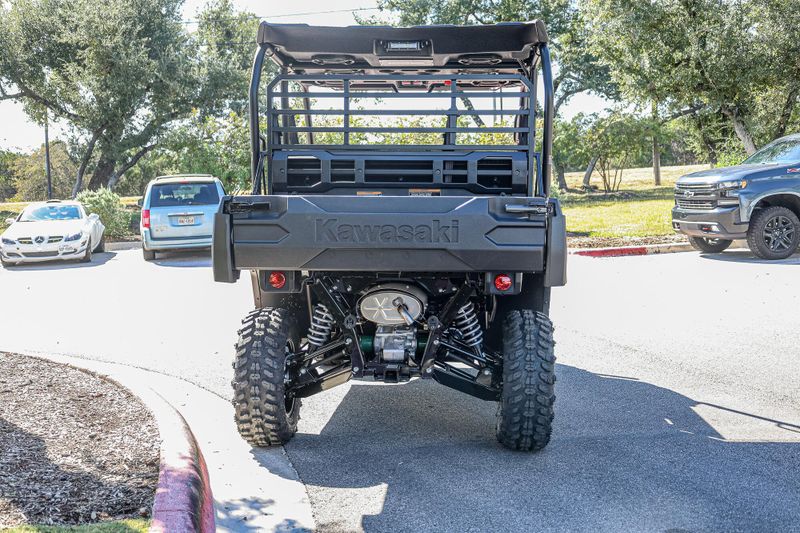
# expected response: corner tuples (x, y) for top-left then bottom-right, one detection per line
(554, 161), (568, 191)
(87, 156), (116, 190)
(582, 155), (598, 189)
(775, 85), (799, 139)
(72, 130), (101, 198)
(652, 136), (662, 186)
(651, 101), (661, 186)
(723, 107), (757, 155)
(108, 145), (155, 190)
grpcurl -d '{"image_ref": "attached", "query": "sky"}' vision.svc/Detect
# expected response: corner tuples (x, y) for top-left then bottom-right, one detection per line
(0, 0), (609, 152)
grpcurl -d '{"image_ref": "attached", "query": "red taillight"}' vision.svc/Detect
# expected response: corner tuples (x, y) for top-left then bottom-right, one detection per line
(494, 274), (513, 292)
(268, 271), (286, 289)
(141, 209), (150, 229)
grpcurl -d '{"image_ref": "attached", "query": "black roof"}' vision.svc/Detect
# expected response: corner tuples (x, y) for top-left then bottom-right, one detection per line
(256, 21), (548, 76)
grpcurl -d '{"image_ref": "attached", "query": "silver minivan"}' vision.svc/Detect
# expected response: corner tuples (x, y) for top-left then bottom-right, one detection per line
(139, 175), (224, 260)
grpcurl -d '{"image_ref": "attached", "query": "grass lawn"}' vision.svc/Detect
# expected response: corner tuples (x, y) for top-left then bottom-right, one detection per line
(4, 520), (149, 532)
(560, 163), (708, 239)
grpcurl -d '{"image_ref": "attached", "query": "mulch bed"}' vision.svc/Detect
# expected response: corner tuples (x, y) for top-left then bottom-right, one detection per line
(0, 353), (160, 528)
(568, 234), (686, 249)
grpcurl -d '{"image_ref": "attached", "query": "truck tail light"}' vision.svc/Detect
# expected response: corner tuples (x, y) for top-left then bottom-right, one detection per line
(268, 271), (286, 289)
(142, 209), (150, 229)
(494, 274), (513, 292)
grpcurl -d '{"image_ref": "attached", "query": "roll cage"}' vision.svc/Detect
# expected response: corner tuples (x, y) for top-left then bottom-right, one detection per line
(247, 21), (555, 198)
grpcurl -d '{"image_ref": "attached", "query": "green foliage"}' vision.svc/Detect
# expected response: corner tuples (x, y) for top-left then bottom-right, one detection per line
(154, 111), (250, 194)
(0, 0), (257, 191)
(715, 145), (748, 168)
(12, 142), (76, 201)
(585, 112), (649, 193)
(582, 0), (800, 156)
(0, 149), (21, 201)
(76, 187), (128, 238)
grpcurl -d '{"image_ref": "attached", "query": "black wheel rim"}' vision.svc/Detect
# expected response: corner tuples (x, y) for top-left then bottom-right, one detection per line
(762, 215), (795, 252)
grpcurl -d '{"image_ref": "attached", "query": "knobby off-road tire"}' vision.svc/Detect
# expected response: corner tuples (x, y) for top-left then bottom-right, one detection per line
(688, 236), (732, 254)
(232, 307), (300, 447)
(747, 206), (800, 260)
(496, 310), (556, 452)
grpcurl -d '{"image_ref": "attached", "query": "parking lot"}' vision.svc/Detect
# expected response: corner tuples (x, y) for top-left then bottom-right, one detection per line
(1, 249), (799, 532)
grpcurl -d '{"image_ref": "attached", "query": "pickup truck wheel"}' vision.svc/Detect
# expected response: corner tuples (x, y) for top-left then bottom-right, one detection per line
(747, 206), (800, 260)
(688, 236), (732, 253)
(496, 309), (555, 452)
(142, 248), (156, 261)
(232, 307), (300, 447)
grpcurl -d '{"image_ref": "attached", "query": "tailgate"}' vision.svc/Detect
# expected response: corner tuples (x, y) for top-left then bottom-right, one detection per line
(213, 195), (552, 281)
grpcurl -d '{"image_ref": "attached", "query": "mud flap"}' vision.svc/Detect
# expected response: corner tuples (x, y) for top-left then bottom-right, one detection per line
(544, 199), (567, 287)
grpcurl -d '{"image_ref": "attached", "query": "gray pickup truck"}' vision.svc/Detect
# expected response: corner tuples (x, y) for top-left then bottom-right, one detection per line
(673, 133), (800, 260)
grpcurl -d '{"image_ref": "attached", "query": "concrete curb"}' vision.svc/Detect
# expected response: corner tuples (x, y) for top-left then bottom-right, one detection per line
(149, 404), (216, 533)
(106, 240), (142, 251)
(7, 350), (316, 532)
(571, 240), (747, 258)
(11, 352), (215, 533)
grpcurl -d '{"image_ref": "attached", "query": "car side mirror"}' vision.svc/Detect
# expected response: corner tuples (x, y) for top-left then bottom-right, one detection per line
(88, 213), (99, 220)
(137, 198), (144, 207)
(4, 217), (15, 225)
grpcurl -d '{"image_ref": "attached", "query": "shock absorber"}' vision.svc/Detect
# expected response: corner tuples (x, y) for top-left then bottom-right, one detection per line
(308, 303), (335, 347)
(454, 301), (483, 347)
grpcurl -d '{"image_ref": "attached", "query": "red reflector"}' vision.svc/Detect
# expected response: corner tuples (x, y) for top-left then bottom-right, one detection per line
(269, 271), (286, 289)
(141, 209), (150, 229)
(494, 274), (513, 292)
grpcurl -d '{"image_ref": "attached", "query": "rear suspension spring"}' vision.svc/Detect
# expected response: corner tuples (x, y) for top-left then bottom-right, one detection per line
(454, 301), (483, 347)
(308, 303), (335, 347)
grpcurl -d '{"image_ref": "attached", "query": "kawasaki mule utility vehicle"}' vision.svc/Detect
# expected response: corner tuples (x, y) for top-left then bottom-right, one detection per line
(213, 21), (567, 451)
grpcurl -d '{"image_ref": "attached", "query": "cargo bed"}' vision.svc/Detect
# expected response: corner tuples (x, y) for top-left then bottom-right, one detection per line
(213, 195), (566, 282)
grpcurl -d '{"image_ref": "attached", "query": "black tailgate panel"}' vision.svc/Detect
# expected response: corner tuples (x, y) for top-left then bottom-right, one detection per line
(214, 195), (548, 279)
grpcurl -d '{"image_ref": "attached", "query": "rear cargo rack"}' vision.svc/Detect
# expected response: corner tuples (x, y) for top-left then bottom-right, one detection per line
(247, 21), (555, 198)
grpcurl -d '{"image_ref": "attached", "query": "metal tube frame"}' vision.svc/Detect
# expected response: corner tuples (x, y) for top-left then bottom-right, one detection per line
(249, 42), (555, 197)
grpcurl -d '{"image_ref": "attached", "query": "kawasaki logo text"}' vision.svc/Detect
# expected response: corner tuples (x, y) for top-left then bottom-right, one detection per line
(315, 219), (459, 243)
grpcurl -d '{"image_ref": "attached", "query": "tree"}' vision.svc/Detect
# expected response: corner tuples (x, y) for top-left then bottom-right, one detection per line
(12, 142), (77, 201)
(0, 0), (257, 193)
(552, 114), (593, 190)
(0, 149), (21, 201)
(582, 0), (798, 158)
(585, 112), (647, 193)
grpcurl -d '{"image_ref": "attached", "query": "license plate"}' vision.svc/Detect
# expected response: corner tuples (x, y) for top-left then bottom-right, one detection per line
(177, 216), (195, 225)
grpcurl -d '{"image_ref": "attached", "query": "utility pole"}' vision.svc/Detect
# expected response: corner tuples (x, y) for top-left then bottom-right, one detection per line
(44, 109), (52, 199)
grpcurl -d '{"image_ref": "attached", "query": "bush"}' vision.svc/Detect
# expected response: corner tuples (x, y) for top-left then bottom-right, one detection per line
(76, 187), (130, 238)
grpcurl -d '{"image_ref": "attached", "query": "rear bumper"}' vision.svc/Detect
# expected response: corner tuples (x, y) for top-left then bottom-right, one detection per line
(671, 206), (749, 239)
(213, 195), (566, 284)
(142, 231), (212, 251)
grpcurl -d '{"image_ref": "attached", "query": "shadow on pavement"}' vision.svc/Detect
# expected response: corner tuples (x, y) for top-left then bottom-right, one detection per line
(286, 364), (800, 532)
(151, 250), (211, 268)
(1, 251), (117, 271)
(699, 249), (800, 264)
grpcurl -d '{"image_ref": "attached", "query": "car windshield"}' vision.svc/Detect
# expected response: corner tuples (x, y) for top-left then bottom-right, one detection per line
(19, 204), (82, 222)
(743, 138), (800, 165)
(150, 183), (220, 207)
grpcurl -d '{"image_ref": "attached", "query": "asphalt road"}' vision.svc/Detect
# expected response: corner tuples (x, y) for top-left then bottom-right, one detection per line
(1, 248), (799, 532)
